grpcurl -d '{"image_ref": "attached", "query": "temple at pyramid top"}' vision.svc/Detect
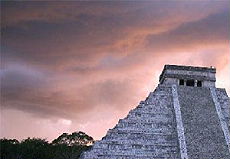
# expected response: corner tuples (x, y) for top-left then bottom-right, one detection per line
(159, 64), (216, 87)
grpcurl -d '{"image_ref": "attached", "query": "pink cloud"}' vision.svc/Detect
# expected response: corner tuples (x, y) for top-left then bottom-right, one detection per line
(1, 1), (229, 141)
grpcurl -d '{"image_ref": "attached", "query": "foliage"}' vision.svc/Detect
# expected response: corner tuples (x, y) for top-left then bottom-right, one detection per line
(19, 138), (53, 159)
(52, 131), (94, 146)
(0, 131), (94, 159)
(52, 144), (91, 159)
(0, 139), (20, 159)
(52, 131), (94, 159)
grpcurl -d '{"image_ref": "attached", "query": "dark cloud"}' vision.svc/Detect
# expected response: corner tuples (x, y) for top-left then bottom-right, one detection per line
(1, 1), (229, 140)
(0, 64), (62, 117)
(0, 63), (140, 119)
(146, 9), (230, 52)
(2, 1), (228, 68)
(1, 5), (229, 117)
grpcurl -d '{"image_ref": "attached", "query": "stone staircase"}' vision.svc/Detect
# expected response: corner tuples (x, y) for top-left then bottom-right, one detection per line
(177, 86), (230, 159)
(81, 85), (180, 159)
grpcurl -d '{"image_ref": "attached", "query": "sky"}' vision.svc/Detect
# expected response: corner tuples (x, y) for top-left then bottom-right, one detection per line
(1, 1), (230, 141)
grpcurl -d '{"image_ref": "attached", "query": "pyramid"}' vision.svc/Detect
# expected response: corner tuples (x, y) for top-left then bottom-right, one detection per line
(81, 65), (230, 159)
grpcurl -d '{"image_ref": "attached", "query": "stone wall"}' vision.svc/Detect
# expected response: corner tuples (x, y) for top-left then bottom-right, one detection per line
(159, 65), (216, 87)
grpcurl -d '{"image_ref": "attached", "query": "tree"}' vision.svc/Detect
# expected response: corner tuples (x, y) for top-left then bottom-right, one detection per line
(0, 138), (21, 159)
(52, 131), (94, 159)
(19, 138), (53, 159)
(52, 131), (94, 146)
(0, 131), (94, 159)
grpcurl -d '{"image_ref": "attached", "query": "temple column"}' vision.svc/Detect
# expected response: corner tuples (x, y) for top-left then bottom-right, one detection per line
(195, 80), (198, 87)
(184, 80), (187, 86)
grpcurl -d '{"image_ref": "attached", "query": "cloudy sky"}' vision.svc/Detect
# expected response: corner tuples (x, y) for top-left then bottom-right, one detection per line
(1, 1), (230, 141)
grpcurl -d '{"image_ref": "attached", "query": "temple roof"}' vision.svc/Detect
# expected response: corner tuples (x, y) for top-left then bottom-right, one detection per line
(159, 64), (216, 83)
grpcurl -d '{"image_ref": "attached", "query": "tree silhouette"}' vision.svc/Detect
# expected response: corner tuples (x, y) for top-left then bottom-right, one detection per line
(19, 138), (53, 159)
(0, 131), (94, 159)
(0, 139), (20, 159)
(52, 131), (94, 159)
(52, 131), (94, 146)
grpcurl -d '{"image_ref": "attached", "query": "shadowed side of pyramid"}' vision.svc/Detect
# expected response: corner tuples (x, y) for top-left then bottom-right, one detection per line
(216, 88), (230, 131)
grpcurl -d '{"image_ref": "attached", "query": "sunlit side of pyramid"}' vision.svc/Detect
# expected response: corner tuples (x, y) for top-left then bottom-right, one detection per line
(81, 65), (230, 159)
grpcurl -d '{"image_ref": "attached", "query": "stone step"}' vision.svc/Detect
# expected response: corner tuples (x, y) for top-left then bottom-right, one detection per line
(88, 147), (179, 157)
(93, 141), (178, 150)
(127, 111), (174, 118)
(115, 118), (176, 128)
(96, 141), (178, 149)
(154, 85), (172, 91)
(104, 131), (178, 142)
(130, 111), (173, 117)
(218, 99), (230, 105)
(144, 99), (172, 104)
(83, 149), (180, 159)
(94, 156), (178, 159)
(219, 102), (230, 107)
(107, 128), (177, 134)
(133, 104), (173, 109)
(216, 88), (229, 96)
(117, 120), (175, 127)
(113, 128), (175, 134)
(84, 153), (179, 159)
(106, 131), (177, 137)
(126, 115), (175, 123)
(134, 104), (173, 110)
(150, 94), (172, 98)
(115, 122), (175, 131)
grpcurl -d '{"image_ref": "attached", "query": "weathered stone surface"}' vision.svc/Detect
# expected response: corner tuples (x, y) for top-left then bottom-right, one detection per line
(159, 65), (216, 87)
(216, 88), (230, 131)
(81, 85), (180, 159)
(178, 86), (230, 159)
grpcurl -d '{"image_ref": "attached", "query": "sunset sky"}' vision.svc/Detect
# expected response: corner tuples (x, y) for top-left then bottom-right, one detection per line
(1, 1), (230, 141)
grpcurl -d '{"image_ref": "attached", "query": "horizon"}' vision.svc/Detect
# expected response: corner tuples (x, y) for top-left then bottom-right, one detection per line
(1, 1), (230, 142)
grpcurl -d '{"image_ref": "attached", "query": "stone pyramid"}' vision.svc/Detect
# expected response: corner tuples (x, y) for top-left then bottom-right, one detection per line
(81, 65), (230, 159)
